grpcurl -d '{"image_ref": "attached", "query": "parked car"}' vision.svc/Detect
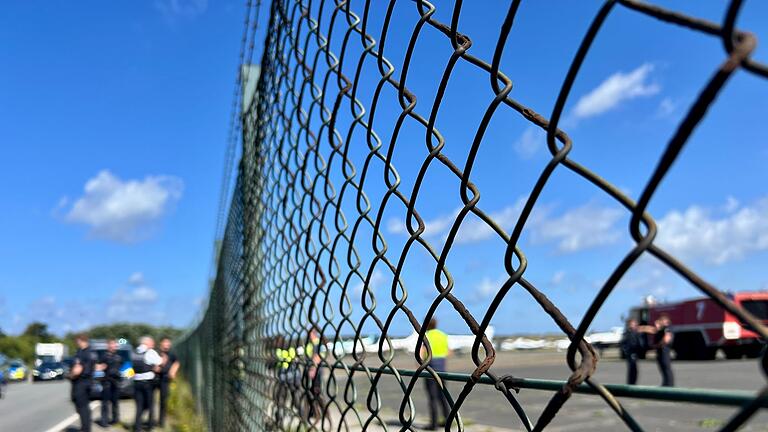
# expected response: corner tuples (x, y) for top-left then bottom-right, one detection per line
(89, 339), (135, 399)
(32, 361), (65, 382)
(6, 360), (28, 382)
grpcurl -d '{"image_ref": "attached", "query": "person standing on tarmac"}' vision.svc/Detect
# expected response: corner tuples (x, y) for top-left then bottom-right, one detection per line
(421, 319), (451, 431)
(155, 337), (180, 428)
(620, 319), (643, 385)
(305, 327), (324, 419)
(132, 336), (163, 432)
(70, 333), (97, 432)
(96, 339), (122, 427)
(653, 315), (675, 387)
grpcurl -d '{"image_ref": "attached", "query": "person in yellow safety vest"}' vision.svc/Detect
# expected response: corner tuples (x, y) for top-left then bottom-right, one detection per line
(421, 318), (451, 431)
(273, 336), (299, 428)
(305, 328), (324, 418)
(277, 346), (296, 370)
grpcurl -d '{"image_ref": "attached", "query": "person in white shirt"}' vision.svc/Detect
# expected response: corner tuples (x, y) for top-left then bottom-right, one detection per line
(132, 336), (162, 431)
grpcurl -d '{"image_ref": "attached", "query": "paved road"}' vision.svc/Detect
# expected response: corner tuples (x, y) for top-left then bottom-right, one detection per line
(0, 380), (82, 432)
(0, 380), (145, 432)
(333, 351), (768, 431)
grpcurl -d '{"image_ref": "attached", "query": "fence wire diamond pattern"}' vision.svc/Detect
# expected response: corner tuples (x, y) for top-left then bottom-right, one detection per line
(178, 1), (768, 431)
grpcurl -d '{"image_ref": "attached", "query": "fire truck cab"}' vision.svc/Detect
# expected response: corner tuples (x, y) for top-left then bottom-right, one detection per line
(628, 292), (767, 360)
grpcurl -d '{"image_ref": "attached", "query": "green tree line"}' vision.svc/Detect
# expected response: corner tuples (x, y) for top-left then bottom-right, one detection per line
(0, 322), (183, 366)
(0, 322), (62, 365)
(67, 323), (183, 348)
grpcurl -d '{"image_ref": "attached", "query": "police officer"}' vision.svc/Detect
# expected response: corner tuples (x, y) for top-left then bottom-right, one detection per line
(653, 315), (675, 387)
(621, 319), (643, 385)
(421, 319), (451, 431)
(97, 339), (122, 427)
(132, 336), (162, 432)
(155, 337), (179, 428)
(0, 366), (6, 399)
(71, 333), (97, 432)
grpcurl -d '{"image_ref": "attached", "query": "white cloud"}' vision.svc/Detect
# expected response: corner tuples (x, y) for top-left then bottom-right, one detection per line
(63, 170), (183, 243)
(656, 197), (768, 265)
(573, 63), (660, 119)
(657, 97), (676, 117)
(132, 286), (159, 303)
(128, 272), (146, 286)
(388, 200), (527, 244)
(473, 275), (509, 302)
(386, 209), (459, 237)
(387, 199), (622, 253)
(513, 126), (544, 159)
(531, 203), (624, 253)
(4, 269), (188, 335)
(551, 271), (566, 285)
(12, 296), (98, 336)
(455, 200), (528, 244)
(52, 196), (70, 215)
(723, 196), (739, 213)
(155, 0), (208, 19)
(388, 196), (768, 265)
(107, 274), (161, 321)
(618, 255), (676, 298)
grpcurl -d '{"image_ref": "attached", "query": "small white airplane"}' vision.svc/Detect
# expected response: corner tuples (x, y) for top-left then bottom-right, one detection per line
(585, 327), (624, 349)
(500, 337), (548, 351)
(386, 326), (496, 353)
(389, 332), (418, 352)
(447, 326), (495, 353)
(554, 327), (625, 352)
(328, 336), (381, 356)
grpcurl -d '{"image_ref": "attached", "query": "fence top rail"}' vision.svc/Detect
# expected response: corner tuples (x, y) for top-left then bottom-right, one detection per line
(334, 363), (768, 409)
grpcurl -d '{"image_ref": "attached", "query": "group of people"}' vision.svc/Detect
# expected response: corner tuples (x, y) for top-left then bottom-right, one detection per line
(270, 321), (452, 431)
(69, 334), (179, 432)
(271, 328), (324, 424)
(60, 317), (671, 431)
(621, 314), (674, 387)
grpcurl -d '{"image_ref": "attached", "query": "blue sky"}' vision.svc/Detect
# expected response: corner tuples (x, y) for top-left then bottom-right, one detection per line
(1, 1), (767, 337)
(0, 0), (249, 334)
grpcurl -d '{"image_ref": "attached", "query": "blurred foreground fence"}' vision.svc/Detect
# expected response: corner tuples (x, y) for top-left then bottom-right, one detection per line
(177, 0), (768, 431)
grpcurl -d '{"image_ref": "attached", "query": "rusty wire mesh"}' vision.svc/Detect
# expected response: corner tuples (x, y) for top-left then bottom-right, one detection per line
(177, 1), (768, 431)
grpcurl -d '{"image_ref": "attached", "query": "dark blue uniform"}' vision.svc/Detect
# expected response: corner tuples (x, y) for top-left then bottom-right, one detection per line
(654, 326), (674, 386)
(0, 369), (6, 399)
(99, 350), (122, 426)
(621, 329), (643, 385)
(155, 350), (177, 427)
(72, 346), (97, 432)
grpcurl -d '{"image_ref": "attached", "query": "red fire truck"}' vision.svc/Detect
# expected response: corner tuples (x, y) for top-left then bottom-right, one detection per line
(628, 291), (767, 360)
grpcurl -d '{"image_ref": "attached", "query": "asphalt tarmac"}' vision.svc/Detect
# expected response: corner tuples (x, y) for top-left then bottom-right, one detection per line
(330, 350), (768, 431)
(2, 351), (767, 431)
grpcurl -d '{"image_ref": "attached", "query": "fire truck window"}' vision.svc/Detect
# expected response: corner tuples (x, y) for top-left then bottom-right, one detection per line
(742, 300), (768, 320)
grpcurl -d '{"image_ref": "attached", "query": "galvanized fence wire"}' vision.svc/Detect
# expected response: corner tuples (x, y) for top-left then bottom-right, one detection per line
(178, 0), (768, 431)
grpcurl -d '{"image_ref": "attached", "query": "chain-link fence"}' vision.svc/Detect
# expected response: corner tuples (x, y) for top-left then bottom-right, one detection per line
(177, 1), (768, 431)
